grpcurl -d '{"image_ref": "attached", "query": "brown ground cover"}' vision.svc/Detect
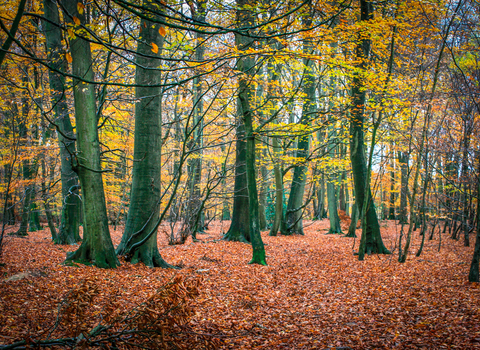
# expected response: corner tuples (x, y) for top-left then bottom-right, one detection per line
(1, 220), (479, 349)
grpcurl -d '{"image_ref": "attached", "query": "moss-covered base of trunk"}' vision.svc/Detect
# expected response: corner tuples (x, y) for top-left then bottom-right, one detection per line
(55, 227), (81, 245)
(361, 230), (391, 255)
(65, 241), (120, 269)
(280, 225), (305, 236)
(127, 248), (177, 268)
(326, 228), (343, 235)
(249, 249), (267, 266)
(223, 227), (250, 243)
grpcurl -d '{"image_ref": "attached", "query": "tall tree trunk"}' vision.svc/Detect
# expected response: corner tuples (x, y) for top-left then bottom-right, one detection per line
(43, 0), (80, 244)
(462, 119), (473, 247)
(327, 123), (342, 234)
(350, 0), (389, 256)
(116, 1), (171, 268)
(416, 148), (431, 257)
(236, 0), (266, 265)
(258, 157), (268, 231)
(388, 149), (396, 220)
(269, 136), (283, 236)
(15, 78), (33, 236)
(282, 9), (315, 236)
(398, 151), (409, 224)
(182, 0), (207, 240)
(468, 153), (480, 282)
(41, 153), (57, 241)
(63, 0), (119, 268)
(28, 185), (41, 232)
(346, 201), (358, 238)
(224, 120), (250, 242)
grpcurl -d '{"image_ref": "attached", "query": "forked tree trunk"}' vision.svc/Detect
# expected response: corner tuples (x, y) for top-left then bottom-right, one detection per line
(116, 1), (172, 268)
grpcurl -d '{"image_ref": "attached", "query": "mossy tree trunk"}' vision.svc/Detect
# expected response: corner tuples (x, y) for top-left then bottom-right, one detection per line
(236, 0), (266, 265)
(269, 136), (283, 236)
(398, 151), (409, 224)
(63, 0), (119, 268)
(350, 0), (389, 256)
(224, 120), (250, 242)
(388, 150), (396, 220)
(346, 201), (358, 238)
(116, 1), (171, 268)
(43, 0), (80, 245)
(15, 78), (34, 237)
(28, 185), (41, 232)
(326, 122), (342, 234)
(468, 153), (480, 282)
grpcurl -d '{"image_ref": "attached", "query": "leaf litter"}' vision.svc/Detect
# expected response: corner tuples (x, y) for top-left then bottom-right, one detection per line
(1, 219), (479, 349)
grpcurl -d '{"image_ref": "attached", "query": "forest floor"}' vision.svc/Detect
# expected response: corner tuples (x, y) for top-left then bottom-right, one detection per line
(1, 219), (480, 349)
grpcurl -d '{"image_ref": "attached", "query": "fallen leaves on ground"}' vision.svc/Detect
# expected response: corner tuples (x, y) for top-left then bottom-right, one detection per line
(1, 220), (479, 349)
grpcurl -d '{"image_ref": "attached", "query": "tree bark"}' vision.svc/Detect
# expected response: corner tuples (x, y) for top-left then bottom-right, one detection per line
(282, 9), (315, 236)
(468, 154), (480, 282)
(224, 120), (250, 242)
(350, 0), (389, 256)
(63, 0), (119, 268)
(182, 0), (207, 240)
(327, 123), (342, 234)
(116, 0), (172, 268)
(236, 0), (266, 265)
(43, 0), (80, 245)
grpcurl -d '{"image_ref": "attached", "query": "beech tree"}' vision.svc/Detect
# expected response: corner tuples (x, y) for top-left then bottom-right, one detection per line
(281, 7), (316, 236)
(116, 0), (172, 268)
(235, 0), (266, 265)
(350, 0), (390, 258)
(62, 0), (119, 268)
(42, 0), (80, 245)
